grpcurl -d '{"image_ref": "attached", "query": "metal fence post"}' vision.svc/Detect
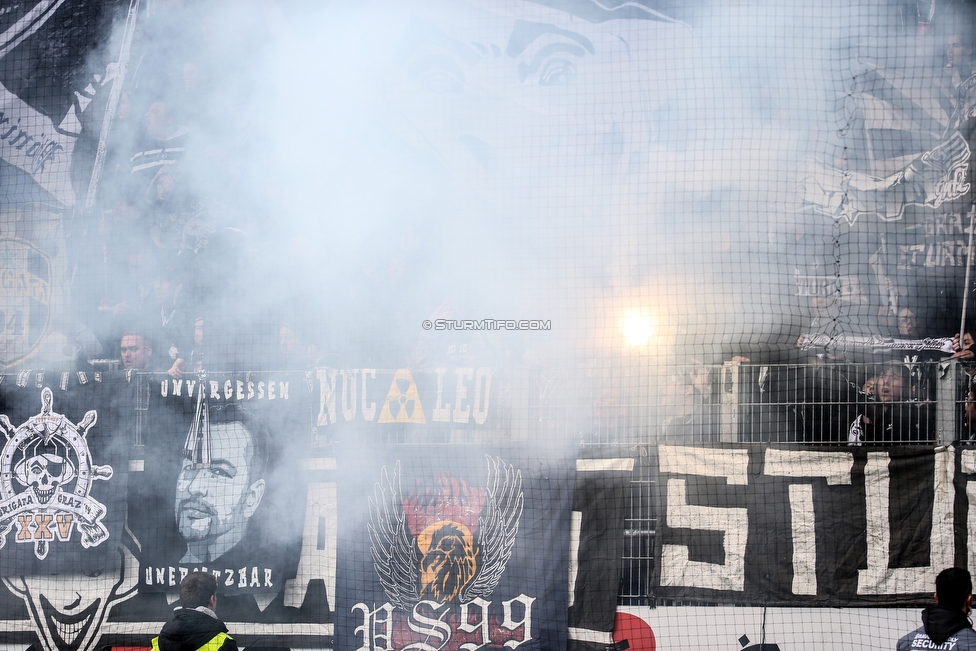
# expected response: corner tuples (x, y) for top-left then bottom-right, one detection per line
(936, 359), (959, 446)
(721, 360), (740, 442)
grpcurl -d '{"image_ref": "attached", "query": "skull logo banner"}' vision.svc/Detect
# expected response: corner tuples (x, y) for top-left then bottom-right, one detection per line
(0, 387), (113, 560)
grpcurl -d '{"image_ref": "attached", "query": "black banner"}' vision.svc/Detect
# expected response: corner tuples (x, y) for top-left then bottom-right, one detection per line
(654, 444), (970, 606)
(131, 372), (309, 601)
(0, 372), (128, 577)
(0, 371), (131, 651)
(568, 451), (635, 651)
(335, 443), (576, 651)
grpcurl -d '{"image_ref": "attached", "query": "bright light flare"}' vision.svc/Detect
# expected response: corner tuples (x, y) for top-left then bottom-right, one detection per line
(622, 313), (654, 347)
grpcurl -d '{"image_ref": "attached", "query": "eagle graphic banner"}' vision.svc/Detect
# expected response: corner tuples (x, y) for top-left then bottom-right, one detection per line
(335, 443), (576, 651)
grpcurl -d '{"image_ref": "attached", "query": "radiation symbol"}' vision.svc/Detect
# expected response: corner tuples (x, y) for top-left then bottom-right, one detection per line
(378, 369), (427, 424)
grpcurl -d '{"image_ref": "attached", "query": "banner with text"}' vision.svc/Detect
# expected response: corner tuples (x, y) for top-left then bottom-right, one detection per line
(132, 372), (311, 605)
(654, 444), (976, 606)
(0, 372), (128, 577)
(316, 367), (498, 435)
(335, 443), (576, 651)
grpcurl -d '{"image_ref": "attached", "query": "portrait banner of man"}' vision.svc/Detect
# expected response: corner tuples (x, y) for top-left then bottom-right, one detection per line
(135, 372), (308, 603)
(335, 441), (577, 651)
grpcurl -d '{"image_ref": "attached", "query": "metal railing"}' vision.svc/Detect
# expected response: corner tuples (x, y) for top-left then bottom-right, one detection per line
(122, 362), (975, 607)
(611, 360), (976, 604)
(124, 361), (976, 446)
(579, 360), (975, 446)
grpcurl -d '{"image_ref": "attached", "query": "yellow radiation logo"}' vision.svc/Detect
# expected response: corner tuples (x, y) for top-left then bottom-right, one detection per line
(378, 369), (427, 424)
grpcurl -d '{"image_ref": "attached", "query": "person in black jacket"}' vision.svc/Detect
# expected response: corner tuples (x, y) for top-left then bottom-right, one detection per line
(848, 365), (930, 444)
(152, 572), (238, 651)
(897, 568), (976, 651)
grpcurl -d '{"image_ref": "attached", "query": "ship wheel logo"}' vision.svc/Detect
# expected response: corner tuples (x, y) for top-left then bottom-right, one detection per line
(0, 387), (113, 559)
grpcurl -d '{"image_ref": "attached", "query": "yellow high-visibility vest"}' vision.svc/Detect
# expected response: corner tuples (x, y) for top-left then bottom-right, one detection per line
(151, 631), (231, 651)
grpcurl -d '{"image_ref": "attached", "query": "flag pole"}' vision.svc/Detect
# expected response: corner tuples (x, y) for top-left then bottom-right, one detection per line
(84, 0), (141, 212)
(960, 204), (976, 346)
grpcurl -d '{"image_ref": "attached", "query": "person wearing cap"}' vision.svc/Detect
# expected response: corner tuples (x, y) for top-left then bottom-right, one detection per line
(152, 572), (238, 651)
(897, 568), (976, 651)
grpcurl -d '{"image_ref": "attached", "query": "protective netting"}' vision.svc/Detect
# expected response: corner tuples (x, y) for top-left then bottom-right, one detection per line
(0, 1), (975, 650)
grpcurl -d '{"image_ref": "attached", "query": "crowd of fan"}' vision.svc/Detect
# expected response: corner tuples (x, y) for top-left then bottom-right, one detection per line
(640, 24), (976, 446)
(55, 3), (510, 378)
(59, 3), (326, 376)
(89, 85), (214, 376)
(651, 310), (976, 445)
(36, 4), (976, 445)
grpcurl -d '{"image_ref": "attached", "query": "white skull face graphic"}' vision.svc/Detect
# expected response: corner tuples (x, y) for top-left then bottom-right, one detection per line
(15, 452), (76, 504)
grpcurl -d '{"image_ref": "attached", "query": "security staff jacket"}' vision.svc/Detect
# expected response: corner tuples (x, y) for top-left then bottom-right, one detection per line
(897, 605), (976, 651)
(151, 606), (238, 651)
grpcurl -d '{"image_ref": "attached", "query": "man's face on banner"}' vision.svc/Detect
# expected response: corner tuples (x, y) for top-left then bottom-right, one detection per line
(174, 422), (266, 563)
